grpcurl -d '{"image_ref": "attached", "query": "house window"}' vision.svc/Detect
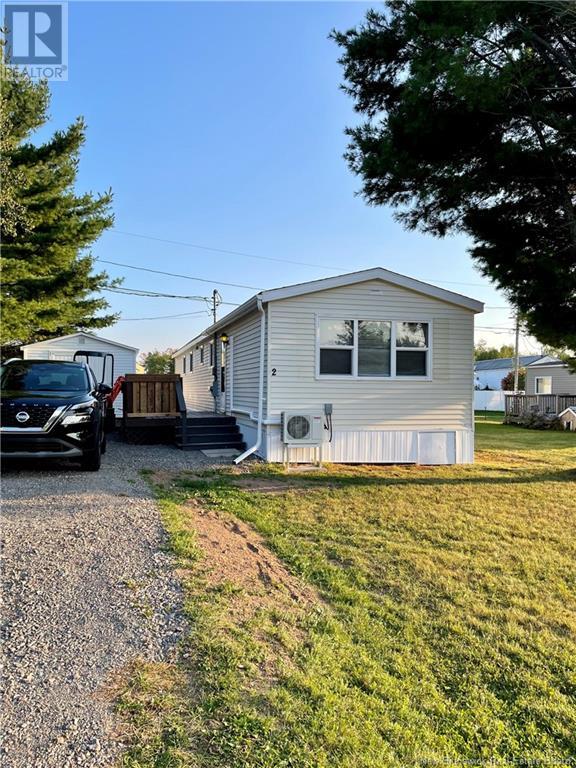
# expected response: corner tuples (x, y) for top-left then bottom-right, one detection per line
(189, 352), (193, 372)
(535, 376), (552, 394)
(318, 320), (354, 375)
(358, 321), (391, 376)
(395, 322), (429, 377)
(199, 346), (204, 364)
(317, 319), (430, 378)
(183, 356), (186, 374)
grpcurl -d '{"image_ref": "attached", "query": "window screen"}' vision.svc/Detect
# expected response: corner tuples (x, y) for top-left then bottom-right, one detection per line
(358, 321), (391, 376)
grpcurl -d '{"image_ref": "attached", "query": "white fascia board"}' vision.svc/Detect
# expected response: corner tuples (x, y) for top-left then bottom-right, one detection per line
(260, 267), (484, 313)
(21, 331), (139, 352)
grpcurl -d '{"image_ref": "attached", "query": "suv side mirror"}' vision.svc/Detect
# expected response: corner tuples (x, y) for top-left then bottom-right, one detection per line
(97, 383), (112, 395)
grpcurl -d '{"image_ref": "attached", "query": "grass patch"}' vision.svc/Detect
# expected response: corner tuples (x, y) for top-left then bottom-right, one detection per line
(116, 422), (576, 767)
(474, 409), (504, 421)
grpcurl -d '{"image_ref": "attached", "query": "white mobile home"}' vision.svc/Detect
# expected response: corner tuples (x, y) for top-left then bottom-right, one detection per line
(173, 268), (484, 465)
(21, 332), (138, 415)
(474, 355), (544, 390)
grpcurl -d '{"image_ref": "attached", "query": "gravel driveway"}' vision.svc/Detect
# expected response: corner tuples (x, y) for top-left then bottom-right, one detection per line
(1, 440), (221, 768)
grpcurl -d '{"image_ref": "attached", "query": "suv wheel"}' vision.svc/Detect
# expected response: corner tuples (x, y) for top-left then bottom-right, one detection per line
(80, 435), (102, 472)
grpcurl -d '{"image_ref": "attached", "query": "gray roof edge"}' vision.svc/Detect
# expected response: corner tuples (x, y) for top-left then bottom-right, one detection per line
(174, 267), (485, 358)
(524, 356), (566, 368)
(474, 355), (542, 370)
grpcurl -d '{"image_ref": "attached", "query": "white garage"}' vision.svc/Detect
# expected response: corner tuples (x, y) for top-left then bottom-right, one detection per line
(21, 332), (139, 415)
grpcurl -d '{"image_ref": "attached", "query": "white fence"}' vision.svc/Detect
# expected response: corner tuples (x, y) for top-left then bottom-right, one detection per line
(474, 390), (516, 412)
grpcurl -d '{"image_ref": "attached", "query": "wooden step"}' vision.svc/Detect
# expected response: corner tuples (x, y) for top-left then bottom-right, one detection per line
(175, 424), (240, 436)
(183, 416), (236, 426)
(176, 430), (241, 443)
(176, 439), (246, 451)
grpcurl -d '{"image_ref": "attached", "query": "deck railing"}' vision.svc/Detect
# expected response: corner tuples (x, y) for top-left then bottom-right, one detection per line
(505, 393), (576, 416)
(122, 374), (183, 417)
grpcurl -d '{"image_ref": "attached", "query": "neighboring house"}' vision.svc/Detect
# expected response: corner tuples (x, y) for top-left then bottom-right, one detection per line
(525, 357), (576, 396)
(474, 356), (544, 390)
(21, 332), (138, 415)
(173, 267), (484, 465)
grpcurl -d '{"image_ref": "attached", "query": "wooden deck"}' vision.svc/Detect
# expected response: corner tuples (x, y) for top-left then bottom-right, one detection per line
(505, 393), (576, 416)
(120, 374), (184, 443)
(118, 375), (244, 450)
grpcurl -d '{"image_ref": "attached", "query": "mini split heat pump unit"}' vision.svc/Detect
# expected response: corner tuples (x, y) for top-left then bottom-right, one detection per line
(282, 411), (324, 445)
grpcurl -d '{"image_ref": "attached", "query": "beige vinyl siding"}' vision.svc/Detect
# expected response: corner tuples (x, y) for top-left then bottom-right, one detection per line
(225, 310), (265, 417)
(22, 334), (137, 415)
(526, 365), (576, 395)
(267, 279), (475, 431)
(176, 345), (214, 411)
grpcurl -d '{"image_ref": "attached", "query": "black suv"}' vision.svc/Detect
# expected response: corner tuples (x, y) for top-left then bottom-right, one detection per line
(0, 359), (111, 471)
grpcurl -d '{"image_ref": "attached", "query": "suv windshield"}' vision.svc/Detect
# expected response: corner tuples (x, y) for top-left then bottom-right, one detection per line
(0, 362), (89, 392)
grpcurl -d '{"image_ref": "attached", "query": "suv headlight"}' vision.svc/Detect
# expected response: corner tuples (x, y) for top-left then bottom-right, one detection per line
(61, 402), (95, 426)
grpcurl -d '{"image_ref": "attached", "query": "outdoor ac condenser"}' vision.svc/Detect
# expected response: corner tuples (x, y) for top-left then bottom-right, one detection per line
(281, 411), (324, 445)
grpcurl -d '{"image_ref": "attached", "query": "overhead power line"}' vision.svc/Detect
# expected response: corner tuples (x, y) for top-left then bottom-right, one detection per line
(106, 229), (492, 289)
(98, 259), (262, 291)
(103, 285), (239, 306)
(104, 286), (209, 301)
(109, 229), (347, 272)
(117, 310), (210, 321)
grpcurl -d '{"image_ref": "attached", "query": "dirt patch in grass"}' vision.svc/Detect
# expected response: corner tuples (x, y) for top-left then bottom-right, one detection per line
(146, 468), (180, 486)
(230, 476), (324, 494)
(183, 497), (318, 620)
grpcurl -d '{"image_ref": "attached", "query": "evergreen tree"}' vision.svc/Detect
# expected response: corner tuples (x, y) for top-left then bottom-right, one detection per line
(1, 63), (117, 355)
(333, 1), (576, 359)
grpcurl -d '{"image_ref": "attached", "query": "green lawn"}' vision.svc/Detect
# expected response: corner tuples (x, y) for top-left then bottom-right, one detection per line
(117, 420), (576, 768)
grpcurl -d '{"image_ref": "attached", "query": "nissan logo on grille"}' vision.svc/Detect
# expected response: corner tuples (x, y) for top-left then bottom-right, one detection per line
(16, 411), (30, 424)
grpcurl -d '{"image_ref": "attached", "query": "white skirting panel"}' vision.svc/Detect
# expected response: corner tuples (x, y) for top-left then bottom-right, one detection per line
(259, 425), (474, 465)
(455, 429), (475, 464)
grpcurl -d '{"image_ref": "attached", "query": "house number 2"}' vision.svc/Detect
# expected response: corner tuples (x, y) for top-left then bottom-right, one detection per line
(271, 368), (277, 376)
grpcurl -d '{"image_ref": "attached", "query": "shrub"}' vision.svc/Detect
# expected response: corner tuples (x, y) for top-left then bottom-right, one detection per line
(504, 412), (563, 430)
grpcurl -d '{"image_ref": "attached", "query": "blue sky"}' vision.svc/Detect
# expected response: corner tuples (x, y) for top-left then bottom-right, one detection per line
(40, 1), (538, 357)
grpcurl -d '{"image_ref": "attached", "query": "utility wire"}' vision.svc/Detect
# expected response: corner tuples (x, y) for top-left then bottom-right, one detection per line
(105, 230), (493, 289)
(97, 259), (263, 291)
(117, 310), (211, 321)
(104, 286), (209, 301)
(109, 229), (347, 272)
(103, 285), (239, 306)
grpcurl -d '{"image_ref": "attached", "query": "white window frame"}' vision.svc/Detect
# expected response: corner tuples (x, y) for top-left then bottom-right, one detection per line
(189, 351), (194, 372)
(315, 316), (432, 380)
(535, 376), (552, 395)
(183, 355), (187, 374)
(199, 345), (204, 364)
